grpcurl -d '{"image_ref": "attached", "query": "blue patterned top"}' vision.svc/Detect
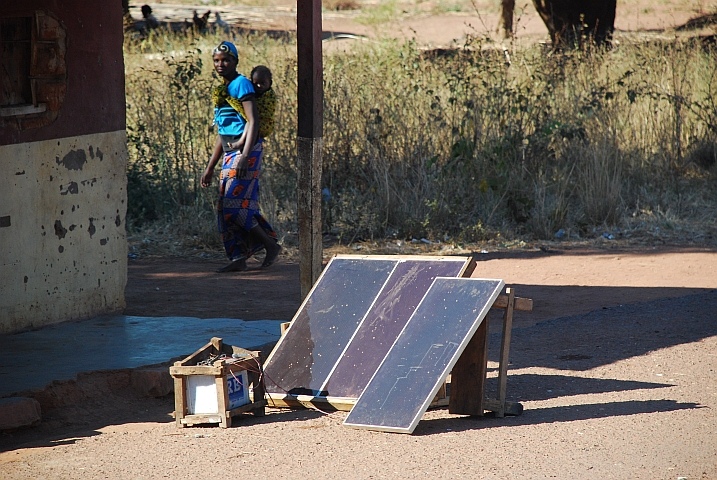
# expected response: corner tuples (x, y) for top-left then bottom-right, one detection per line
(213, 74), (255, 136)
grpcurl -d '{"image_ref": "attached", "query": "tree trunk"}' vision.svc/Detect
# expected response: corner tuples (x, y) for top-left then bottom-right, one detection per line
(500, 0), (516, 39)
(532, 0), (617, 47)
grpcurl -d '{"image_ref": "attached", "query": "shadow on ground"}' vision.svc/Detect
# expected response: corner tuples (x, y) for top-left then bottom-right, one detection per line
(0, 401), (324, 453)
(488, 374), (672, 402)
(414, 399), (702, 436)
(487, 290), (717, 372)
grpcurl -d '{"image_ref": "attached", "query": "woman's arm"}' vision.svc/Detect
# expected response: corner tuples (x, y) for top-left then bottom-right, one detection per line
(201, 135), (224, 188)
(230, 130), (247, 153)
(234, 98), (259, 178)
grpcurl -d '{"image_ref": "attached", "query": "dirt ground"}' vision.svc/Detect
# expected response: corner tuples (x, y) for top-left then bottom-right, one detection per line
(1, 245), (716, 479)
(2, 1), (717, 478)
(135, 0), (717, 50)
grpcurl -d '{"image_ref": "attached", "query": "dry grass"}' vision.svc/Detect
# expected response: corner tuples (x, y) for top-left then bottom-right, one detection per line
(323, 0), (361, 11)
(123, 29), (717, 259)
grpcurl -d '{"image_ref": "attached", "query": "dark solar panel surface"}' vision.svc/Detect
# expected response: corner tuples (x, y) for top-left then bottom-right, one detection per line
(263, 256), (470, 398)
(264, 258), (396, 396)
(343, 277), (503, 433)
(323, 260), (465, 398)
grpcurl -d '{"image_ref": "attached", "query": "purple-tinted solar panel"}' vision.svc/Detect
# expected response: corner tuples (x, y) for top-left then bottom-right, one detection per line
(344, 277), (504, 433)
(323, 260), (465, 398)
(264, 257), (396, 396)
(263, 256), (471, 401)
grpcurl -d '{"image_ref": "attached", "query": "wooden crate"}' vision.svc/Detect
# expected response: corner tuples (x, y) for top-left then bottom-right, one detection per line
(170, 337), (266, 428)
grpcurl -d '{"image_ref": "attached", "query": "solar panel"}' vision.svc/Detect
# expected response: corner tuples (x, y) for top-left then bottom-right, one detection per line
(343, 277), (504, 434)
(263, 256), (472, 400)
(264, 257), (396, 396)
(322, 259), (466, 398)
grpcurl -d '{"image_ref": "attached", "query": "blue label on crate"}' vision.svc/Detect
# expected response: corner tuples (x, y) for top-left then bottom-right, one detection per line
(227, 371), (249, 410)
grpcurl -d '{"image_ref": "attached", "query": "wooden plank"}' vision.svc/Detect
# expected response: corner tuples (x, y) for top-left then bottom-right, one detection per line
(227, 346), (260, 358)
(170, 365), (223, 376)
(483, 398), (523, 416)
(331, 254), (471, 262)
(492, 295), (533, 311)
(223, 358), (256, 373)
(180, 414), (222, 426)
(416, 395), (523, 415)
(496, 287), (515, 418)
(280, 321), (291, 336)
(448, 311), (489, 416)
(174, 340), (214, 366)
(429, 382), (449, 408)
(266, 393), (356, 411)
(434, 381), (447, 401)
(215, 375), (229, 428)
(250, 357), (266, 416)
(429, 397), (450, 408)
(173, 376), (186, 428)
(459, 257), (477, 278)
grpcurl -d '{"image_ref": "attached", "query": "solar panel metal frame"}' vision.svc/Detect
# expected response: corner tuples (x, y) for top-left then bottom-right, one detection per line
(264, 255), (475, 407)
(342, 277), (504, 434)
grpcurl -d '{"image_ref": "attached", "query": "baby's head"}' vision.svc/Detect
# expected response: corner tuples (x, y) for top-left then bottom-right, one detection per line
(250, 65), (272, 95)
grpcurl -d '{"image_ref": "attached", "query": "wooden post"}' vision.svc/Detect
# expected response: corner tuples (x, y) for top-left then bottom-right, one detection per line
(251, 353), (266, 417)
(500, 0), (515, 39)
(496, 287), (515, 417)
(216, 374), (230, 428)
(173, 376), (186, 427)
(297, 0), (323, 300)
(448, 312), (489, 416)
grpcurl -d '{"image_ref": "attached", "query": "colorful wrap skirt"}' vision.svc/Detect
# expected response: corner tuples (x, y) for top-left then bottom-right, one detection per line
(217, 139), (277, 260)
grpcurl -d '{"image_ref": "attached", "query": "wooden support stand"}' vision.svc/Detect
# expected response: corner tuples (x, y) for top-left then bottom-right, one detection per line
(449, 287), (532, 417)
(273, 287), (532, 418)
(170, 337), (266, 428)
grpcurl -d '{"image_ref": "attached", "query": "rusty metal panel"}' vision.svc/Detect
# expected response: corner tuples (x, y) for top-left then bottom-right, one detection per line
(34, 11), (63, 41)
(34, 80), (65, 110)
(30, 41), (66, 77)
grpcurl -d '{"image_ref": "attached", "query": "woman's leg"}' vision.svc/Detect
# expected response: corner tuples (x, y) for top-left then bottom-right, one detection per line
(216, 151), (250, 272)
(249, 224), (281, 267)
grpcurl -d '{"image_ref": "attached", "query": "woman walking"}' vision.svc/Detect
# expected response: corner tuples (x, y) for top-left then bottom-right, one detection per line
(201, 41), (281, 272)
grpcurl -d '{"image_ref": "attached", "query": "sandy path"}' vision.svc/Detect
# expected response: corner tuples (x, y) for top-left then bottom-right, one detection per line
(140, 0), (715, 51)
(473, 248), (717, 329)
(1, 294), (715, 479)
(1, 247), (716, 479)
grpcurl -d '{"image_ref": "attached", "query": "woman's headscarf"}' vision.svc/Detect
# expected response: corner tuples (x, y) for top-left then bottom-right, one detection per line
(214, 41), (238, 59)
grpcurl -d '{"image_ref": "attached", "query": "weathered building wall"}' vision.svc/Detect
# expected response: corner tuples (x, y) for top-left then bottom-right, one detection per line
(0, 1), (127, 334)
(0, 132), (127, 333)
